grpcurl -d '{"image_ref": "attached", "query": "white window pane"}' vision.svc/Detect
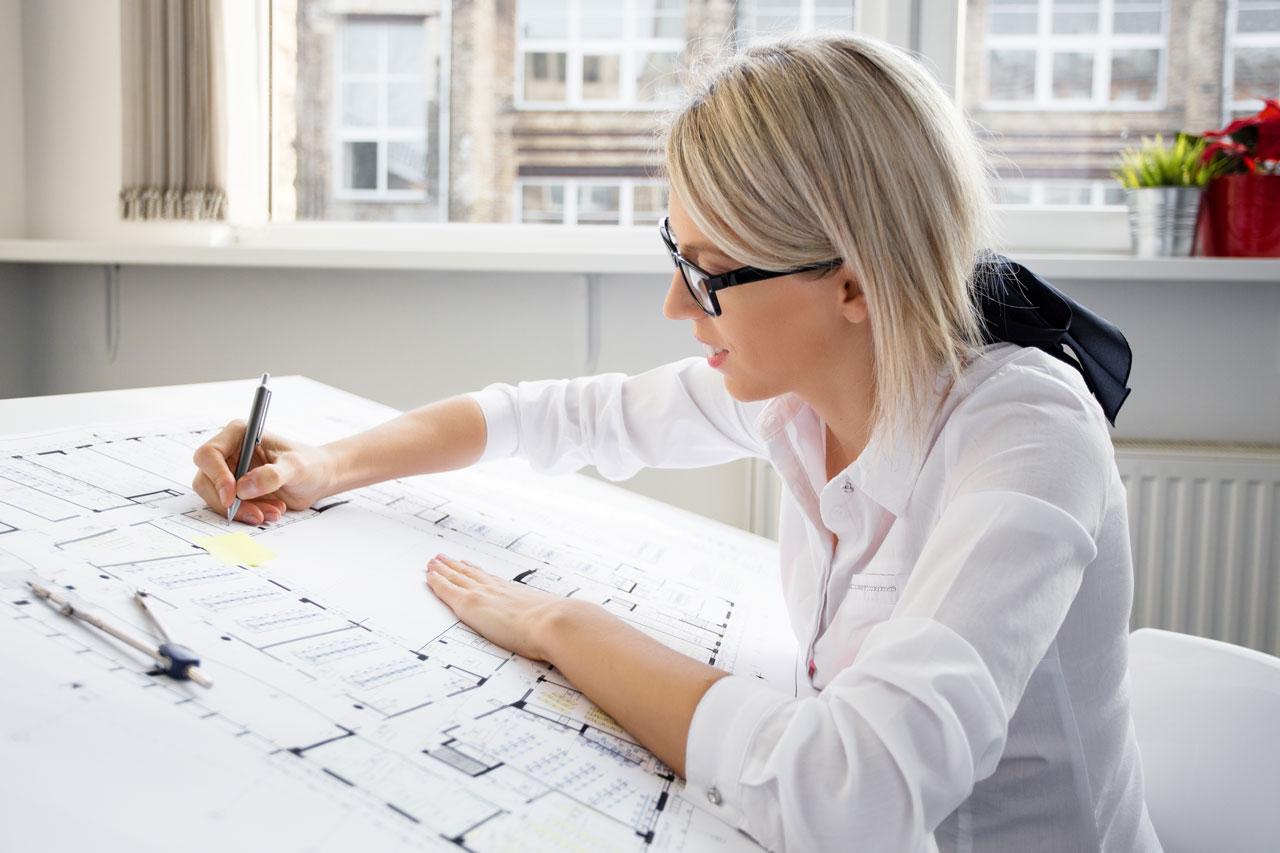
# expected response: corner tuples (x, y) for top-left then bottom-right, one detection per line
(814, 5), (855, 30)
(636, 52), (682, 102)
(387, 82), (425, 128)
(996, 182), (1034, 205)
(633, 184), (669, 225)
(521, 185), (565, 223)
(343, 22), (379, 73)
(343, 141), (378, 190)
(1110, 49), (1159, 101)
(387, 141), (426, 191)
(1042, 182), (1093, 205)
(582, 6), (626, 38)
(582, 54), (622, 100)
(387, 23), (424, 74)
(636, 0), (685, 38)
(523, 52), (567, 101)
(342, 82), (378, 126)
(1052, 7), (1100, 35)
(578, 185), (621, 225)
(519, 0), (569, 38)
(1113, 10), (1162, 33)
(1233, 47), (1280, 102)
(1238, 1), (1280, 33)
(987, 50), (1036, 100)
(1052, 51), (1094, 99)
(989, 0), (1039, 34)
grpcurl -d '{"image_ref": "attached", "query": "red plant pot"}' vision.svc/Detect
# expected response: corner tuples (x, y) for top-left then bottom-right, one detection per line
(1195, 174), (1280, 257)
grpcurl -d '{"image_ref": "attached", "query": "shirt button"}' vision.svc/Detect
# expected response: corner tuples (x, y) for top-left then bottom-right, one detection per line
(842, 479), (854, 493)
(706, 786), (722, 806)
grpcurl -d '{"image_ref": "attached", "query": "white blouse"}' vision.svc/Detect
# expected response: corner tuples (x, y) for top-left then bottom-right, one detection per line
(469, 342), (1161, 852)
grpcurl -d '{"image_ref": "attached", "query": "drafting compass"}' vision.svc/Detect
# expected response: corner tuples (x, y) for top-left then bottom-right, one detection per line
(27, 581), (213, 688)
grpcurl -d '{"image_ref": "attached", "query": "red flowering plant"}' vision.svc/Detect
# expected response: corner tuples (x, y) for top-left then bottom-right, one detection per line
(1200, 98), (1280, 175)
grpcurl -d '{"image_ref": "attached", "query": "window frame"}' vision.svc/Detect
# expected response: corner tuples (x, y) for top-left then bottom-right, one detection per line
(1222, 0), (1280, 122)
(331, 16), (432, 203)
(736, 0), (858, 43)
(981, 0), (1169, 111)
(514, 0), (686, 111)
(513, 177), (670, 226)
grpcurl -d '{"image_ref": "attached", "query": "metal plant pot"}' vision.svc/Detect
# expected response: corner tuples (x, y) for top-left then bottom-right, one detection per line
(1124, 187), (1203, 257)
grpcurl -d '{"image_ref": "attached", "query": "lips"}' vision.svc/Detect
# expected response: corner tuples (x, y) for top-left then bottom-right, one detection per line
(699, 340), (729, 369)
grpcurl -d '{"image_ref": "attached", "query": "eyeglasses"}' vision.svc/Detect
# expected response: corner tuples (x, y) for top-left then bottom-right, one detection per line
(659, 216), (843, 317)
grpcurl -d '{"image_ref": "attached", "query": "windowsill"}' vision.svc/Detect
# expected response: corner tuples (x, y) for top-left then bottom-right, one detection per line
(1, 232), (1278, 282)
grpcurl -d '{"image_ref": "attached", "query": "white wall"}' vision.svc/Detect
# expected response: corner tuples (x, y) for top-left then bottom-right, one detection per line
(13, 265), (1280, 445)
(0, 0), (25, 237)
(0, 264), (31, 399)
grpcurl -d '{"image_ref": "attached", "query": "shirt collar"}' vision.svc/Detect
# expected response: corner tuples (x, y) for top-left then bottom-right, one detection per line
(754, 368), (955, 519)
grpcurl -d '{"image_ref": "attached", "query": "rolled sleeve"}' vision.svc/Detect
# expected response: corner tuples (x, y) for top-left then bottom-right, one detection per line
(467, 385), (520, 463)
(685, 675), (792, 830)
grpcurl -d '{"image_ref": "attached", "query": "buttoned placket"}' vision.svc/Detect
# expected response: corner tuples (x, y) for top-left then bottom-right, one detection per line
(761, 415), (838, 687)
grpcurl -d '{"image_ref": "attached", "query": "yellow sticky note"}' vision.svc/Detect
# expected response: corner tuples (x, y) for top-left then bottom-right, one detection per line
(195, 532), (277, 567)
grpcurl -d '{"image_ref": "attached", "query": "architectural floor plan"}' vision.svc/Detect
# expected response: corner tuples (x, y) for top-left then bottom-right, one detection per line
(0, 383), (796, 852)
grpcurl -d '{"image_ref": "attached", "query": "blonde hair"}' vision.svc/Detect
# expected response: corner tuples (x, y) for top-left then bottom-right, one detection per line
(662, 33), (995, 448)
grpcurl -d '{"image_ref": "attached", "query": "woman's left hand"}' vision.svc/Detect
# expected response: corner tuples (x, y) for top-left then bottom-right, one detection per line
(425, 554), (566, 662)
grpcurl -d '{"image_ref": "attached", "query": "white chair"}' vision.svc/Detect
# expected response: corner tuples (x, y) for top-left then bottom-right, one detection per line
(1128, 627), (1280, 853)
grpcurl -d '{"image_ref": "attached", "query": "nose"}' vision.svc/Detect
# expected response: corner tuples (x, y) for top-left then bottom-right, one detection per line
(663, 270), (703, 321)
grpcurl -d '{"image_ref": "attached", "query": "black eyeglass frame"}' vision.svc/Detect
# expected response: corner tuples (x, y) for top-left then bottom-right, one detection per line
(659, 216), (843, 317)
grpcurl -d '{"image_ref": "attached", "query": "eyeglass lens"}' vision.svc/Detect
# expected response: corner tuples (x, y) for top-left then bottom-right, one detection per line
(679, 261), (714, 313)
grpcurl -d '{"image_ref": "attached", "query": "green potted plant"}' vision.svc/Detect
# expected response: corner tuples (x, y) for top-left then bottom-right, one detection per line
(1113, 134), (1226, 257)
(1195, 99), (1280, 257)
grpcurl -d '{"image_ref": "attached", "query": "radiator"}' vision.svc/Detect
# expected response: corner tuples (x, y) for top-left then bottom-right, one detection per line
(746, 442), (1280, 656)
(1117, 441), (1280, 656)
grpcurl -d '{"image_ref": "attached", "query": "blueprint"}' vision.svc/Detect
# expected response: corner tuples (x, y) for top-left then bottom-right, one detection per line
(0, 385), (796, 852)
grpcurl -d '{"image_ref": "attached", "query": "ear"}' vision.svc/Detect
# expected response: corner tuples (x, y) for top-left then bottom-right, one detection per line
(839, 273), (869, 325)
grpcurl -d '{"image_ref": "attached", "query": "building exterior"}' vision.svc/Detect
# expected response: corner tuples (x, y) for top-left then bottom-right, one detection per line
(276, 0), (1279, 223)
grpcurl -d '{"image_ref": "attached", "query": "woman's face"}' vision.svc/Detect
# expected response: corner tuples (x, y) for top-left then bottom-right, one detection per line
(662, 192), (868, 403)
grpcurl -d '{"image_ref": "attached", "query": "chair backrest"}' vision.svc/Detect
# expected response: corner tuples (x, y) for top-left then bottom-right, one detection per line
(1128, 628), (1280, 853)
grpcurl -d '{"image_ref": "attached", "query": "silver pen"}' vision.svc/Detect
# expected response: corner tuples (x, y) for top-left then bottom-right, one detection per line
(228, 373), (272, 523)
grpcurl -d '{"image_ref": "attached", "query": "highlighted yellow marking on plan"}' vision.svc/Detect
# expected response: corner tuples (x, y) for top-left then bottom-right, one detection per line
(194, 532), (277, 567)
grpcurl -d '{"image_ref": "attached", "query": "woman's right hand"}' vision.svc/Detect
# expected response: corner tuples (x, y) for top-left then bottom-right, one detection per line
(191, 420), (336, 524)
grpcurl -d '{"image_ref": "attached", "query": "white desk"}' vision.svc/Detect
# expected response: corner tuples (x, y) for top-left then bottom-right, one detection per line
(0, 377), (793, 852)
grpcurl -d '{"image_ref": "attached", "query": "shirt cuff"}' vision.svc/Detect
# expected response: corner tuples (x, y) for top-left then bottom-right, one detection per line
(684, 674), (792, 827)
(467, 386), (520, 464)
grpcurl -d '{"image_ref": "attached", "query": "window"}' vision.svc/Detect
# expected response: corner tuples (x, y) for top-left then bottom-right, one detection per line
(996, 178), (1126, 206)
(736, 1), (856, 43)
(963, 0), (1181, 213)
(1225, 0), (1280, 120)
(334, 18), (432, 201)
(515, 179), (670, 225)
(515, 0), (686, 109)
(274, 2), (445, 223)
(982, 0), (1168, 109)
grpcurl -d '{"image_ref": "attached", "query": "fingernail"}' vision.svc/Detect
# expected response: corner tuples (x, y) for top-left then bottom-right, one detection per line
(220, 484), (231, 504)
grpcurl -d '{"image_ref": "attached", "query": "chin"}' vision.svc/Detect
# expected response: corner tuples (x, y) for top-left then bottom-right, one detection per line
(721, 373), (782, 403)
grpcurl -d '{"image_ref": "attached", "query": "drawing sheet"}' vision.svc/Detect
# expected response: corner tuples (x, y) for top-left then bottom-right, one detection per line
(0, 381), (797, 852)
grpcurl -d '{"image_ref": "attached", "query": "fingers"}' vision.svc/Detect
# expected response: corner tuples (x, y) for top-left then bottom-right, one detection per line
(428, 555), (488, 583)
(192, 419), (246, 506)
(192, 470), (285, 525)
(235, 454), (298, 501)
(426, 563), (467, 605)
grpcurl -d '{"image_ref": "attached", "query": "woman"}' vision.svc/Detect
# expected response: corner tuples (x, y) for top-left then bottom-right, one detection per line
(193, 34), (1159, 852)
